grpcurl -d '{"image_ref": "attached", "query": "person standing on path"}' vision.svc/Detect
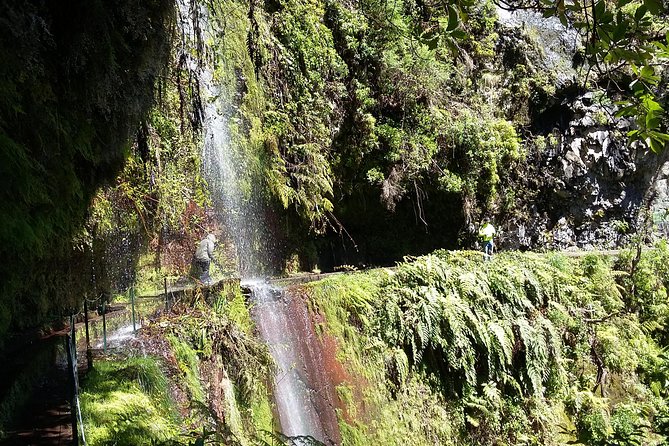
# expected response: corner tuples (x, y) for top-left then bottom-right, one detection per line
(195, 233), (216, 283)
(478, 220), (496, 259)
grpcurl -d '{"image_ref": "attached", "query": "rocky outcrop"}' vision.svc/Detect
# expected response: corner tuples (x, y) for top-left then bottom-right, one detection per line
(506, 92), (669, 250)
(493, 10), (669, 251)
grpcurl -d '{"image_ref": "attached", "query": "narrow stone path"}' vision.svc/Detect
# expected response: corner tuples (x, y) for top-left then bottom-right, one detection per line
(559, 249), (622, 257)
(0, 337), (72, 446)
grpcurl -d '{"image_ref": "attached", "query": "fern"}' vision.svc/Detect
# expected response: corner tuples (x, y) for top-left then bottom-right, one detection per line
(488, 321), (513, 370)
(384, 347), (410, 390)
(379, 251), (571, 398)
(516, 318), (549, 395)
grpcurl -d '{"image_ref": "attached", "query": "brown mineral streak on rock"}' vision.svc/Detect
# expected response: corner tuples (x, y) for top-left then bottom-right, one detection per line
(281, 287), (343, 445)
(312, 296), (369, 424)
(319, 330), (357, 423)
(306, 295), (363, 424)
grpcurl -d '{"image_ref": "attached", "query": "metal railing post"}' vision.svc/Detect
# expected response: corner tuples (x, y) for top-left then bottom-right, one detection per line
(70, 314), (77, 361)
(84, 299), (92, 370)
(68, 315), (79, 446)
(102, 300), (107, 354)
(130, 286), (137, 333)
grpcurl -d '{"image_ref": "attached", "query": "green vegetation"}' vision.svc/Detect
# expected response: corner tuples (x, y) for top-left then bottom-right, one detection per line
(83, 41), (214, 297)
(2, 0), (666, 334)
(250, 0), (531, 223)
(75, 247), (669, 445)
(0, 0), (177, 340)
(79, 289), (275, 445)
(176, 0), (564, 267)
(1, 0), (667, 440)
(306, 244), (669, 445)
(80, 357), (180, 445)
(197, 0), (667, 266)
(161, 292), (275, 442)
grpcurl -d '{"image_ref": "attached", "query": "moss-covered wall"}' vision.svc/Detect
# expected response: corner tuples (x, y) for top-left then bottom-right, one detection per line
(0, 0), (175, 339)
(304, 245), (669, 445)
(191, 0), (657, 269)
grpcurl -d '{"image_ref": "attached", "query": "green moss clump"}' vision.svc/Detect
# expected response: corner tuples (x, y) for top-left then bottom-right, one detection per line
(161, 295), (274, 442)
(79, 288), (275, 445)
(213, 286), (254, 335)
(80, 357), (180, 446)
(167, 334), (207, 406)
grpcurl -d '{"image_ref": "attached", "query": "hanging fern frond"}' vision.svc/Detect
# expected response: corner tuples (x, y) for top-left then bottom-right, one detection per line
(516, 318), (549, 396)
(488, 321), (514, 371)
(384, 347), (410, 391)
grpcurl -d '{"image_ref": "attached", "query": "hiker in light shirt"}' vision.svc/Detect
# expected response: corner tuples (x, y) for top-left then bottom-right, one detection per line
(478, 220), (496, 258)
(195, 233), (216, 283)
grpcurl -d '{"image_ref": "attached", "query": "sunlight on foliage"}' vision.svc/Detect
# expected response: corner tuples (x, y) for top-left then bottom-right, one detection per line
(80, 357), (179, 445)
(307, 247), (669, 445)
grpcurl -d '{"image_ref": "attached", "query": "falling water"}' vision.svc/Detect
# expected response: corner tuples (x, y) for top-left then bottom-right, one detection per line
(199, 43), (339, 443)
(248, 282), (328, 441)
(201, 69), (275, 277)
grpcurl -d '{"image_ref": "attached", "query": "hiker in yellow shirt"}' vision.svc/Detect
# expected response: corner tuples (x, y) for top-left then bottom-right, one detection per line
(478, 220), (496, 258)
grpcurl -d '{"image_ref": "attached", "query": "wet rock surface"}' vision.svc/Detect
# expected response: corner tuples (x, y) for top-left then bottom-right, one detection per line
(249, 283), (342, 445)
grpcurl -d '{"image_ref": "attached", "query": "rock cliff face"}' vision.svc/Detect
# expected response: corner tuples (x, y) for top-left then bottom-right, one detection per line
(491, 11), (668, 251)
(0, 0), (175, 337)
(654, 164), (669, 238)
(507, 92), (669, 250)
(182, 2), (667, 269)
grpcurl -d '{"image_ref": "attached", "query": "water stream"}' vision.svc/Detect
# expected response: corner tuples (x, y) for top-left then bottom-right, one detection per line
(200, 48), (340, 443)
(247, 282), (328, 441)
(95, 322), (140, 350)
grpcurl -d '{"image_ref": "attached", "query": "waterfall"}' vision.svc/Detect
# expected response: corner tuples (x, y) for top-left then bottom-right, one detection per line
(95, 322), (140, 350)
(201, 69), (273, 278)
(248, 282), (328, 442)
(198, 27), (340, 444)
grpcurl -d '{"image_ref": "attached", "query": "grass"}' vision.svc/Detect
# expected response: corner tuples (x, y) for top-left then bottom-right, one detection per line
(79, 357), (180, 445)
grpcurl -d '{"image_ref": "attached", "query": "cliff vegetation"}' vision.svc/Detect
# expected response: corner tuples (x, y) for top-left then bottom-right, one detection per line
(305, 245), (669, 445)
